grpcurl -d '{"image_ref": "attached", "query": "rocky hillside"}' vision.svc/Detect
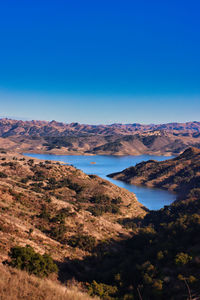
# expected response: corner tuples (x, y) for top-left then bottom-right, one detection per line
(90, 132), (198, 156)
(0, 149), (145, 265)
(0, 118), (200, 155)
(109, 147), (200, 199)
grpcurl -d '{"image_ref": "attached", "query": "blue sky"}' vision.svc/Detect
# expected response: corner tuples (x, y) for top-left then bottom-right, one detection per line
(0, 0), (200, 124)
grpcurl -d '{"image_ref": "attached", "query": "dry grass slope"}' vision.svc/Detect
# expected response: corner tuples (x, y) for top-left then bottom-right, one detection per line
(0, 264), (98, 300)
(0, 150), (146, 299)
(109, 147), (200, 198)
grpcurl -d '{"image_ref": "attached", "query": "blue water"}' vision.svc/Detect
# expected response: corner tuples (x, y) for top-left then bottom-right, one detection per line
(24, 153), (176, 210)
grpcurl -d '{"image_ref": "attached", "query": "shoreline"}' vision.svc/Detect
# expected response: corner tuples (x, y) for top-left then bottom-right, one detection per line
(23, 151), (176, 210)
(21, 149), (175, 157)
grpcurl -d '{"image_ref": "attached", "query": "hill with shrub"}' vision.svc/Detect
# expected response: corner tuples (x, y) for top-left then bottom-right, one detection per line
(0, 263), (98, 300)
(1, 147), (200, 299)
(109, 147), (200, 200)
(74, 148), (200, 299)
(0, 149), (145, 298)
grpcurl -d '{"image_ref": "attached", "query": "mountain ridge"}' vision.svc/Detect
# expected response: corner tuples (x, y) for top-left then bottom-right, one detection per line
(0, 118), (200, 156)
(0, 118), (200, 137)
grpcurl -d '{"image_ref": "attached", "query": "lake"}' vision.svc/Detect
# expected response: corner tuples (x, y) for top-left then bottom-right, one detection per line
(24, 153), (176, 210)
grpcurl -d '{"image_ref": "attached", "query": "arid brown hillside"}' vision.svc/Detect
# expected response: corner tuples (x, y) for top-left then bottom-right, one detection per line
(1, 148), (200, 299)
(0, 119), (200, 137)
(109, 147), (200, 199)
(0, 118), (200, 155)
(0, 150), (145, 264)
(0, 264), (98, 300)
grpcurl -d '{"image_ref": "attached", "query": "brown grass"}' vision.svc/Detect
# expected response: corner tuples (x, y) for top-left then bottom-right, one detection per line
(0, 264), (98, 300)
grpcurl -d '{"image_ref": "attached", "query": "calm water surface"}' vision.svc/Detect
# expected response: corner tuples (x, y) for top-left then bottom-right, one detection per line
(24, 153), (176, 210)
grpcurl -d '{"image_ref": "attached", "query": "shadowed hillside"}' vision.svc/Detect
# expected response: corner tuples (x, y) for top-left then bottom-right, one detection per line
(109, 147), (200, 200)
(65, 148), (200, 299)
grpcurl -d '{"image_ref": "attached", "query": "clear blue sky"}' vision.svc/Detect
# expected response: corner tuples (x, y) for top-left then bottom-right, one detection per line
(0, 0), (199, 124)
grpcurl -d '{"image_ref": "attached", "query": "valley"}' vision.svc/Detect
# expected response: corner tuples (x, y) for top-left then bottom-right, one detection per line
(0, 119), (200, 299)
(25, 153), (176, 210)
(0, 1), (199, 298)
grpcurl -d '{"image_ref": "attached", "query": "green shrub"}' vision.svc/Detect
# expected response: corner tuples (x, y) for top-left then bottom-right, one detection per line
(88, 194), (121, 216)
(28, 159), (34, 165)
(112, 197), (122, 204)
(157, 251), (164, 261)
(88, 280), (118, 299)
(0, 149), (7, 154)
(49, 224), (67, 242)
(175, 252), (192, 266)
(68, 234), (96, 252)
(21, 177), (29, 184)
(0, 172), (8, 178)
(8, 245), (58, 277)
(1, 162), (15, 167)
(51, 208), (72, 224)
(91, 194), (111, 204)
(38, 206), (51, 221)
(87, 205), (104, 216)
(189, 188), (200, 199)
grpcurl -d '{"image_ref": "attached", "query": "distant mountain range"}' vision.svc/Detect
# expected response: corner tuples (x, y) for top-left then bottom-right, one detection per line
(0, 118), (200, 155)
(0, 118), (200, 137)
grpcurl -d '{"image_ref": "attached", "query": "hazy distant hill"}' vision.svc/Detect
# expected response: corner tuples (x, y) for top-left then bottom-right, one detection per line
(0, 118), (200, 137)
(0, 118), (200, 155)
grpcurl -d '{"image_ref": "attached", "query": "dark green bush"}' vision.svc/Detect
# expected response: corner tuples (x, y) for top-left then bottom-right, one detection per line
(175, 252), (192, 266)
(8, 245), (58, 277)
(1, 162), (15, 167)
(68, 234), (96, 252)
(88, 194), (122, 216)
(0, 172), (8, 178)
(21, 177), (29, 184)
(91, 194), (111, 204)
(88, 280), (118, 299)
(88, 203), (120, 216)
(0, 150), (7, 154)
(28, 159), (34, 165)
(87, 205), (105, 216)
(51, 207), (72, 224)
(49, 224), (67, 242)
(38, 206), (51, 221)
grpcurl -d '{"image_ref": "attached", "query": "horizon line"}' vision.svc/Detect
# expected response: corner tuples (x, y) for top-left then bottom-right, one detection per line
(0, 116), (199, 127)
